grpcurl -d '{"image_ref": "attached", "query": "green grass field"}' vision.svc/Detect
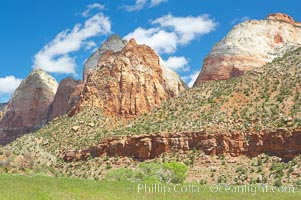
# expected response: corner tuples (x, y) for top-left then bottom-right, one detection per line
(0, 175), (300, 200)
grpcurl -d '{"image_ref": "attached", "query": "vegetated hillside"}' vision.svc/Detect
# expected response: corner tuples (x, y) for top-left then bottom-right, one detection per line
(4, 107), (124, 158)
(42, 108), (125, 150)
(1, 48), (301, 186)
(110, 47), (301, 136)
(4, 48), (301, 156)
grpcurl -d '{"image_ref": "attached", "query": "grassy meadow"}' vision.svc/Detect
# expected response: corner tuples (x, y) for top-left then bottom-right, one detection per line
(0, 174), (300, 200)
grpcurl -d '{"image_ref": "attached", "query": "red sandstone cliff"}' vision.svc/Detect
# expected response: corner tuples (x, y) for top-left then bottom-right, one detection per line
(63, 129), (301, 162)
(48, 77), (83, 120)
(71, 38), (187, 118)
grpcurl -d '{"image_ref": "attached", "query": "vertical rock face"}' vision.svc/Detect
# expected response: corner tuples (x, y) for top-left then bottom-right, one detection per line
(0, 69), (58, 145)
(48, 77), (84, 120)
(160, 59), (187, 97)
(83, 34), (127, 82)
(0, 103), (7, 121)
(194, 13), (301, 86)
(72, 38), (187, 118)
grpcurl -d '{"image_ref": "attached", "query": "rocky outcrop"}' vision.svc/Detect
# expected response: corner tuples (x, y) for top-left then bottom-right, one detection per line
(48, 77), (84, 120)
(267, 13), (296, 25)
(194, 13), (301, 86)
(83, 34), (127, 82)
(0, 103), (7, 120)
(0, 103), (7, 111)
(63, 129), (301, 162)
(0, 69), (58, 145)
(72, 38), (187, 118)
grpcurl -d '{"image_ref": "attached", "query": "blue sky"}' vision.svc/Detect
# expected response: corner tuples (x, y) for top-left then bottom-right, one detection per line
(0, 0), (300, 103)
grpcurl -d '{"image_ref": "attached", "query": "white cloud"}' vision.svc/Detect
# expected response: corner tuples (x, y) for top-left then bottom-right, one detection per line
(84, 41), (97, 50)
(124, 14), (217, 54)
(124, 0), (167, 12)
(150, 0), (168, 7)
(81, 3), (104, 17)
(125, 27), (177, 54)
(164, 56), (189, 71)
(152, 14), (217, 45)
(230, 16), (250, 25)
(33, 13), (111, 74)
(125, 0), (148, 12)
(0, 76), (22, 95)
(181, 70), (200, 88)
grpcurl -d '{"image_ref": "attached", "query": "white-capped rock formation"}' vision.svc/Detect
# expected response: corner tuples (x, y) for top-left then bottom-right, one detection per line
(194, 13), (301, 86)
(0, 69), (58, 144)
(83, 34), (127, 82)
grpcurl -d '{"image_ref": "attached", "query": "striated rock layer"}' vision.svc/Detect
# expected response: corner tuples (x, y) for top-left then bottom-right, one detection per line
(0, 69), (58, 145)
(48, 77), (84, 121)
(72, 38), (187, 118)
(63, 129), (301, 162)
(194, 13), (301, 86)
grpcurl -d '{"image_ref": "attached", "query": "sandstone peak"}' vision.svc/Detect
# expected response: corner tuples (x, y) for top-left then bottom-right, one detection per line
(72, 37), (186, 118)
(0, 69), (58, 144)
(107, 34), (123, 42)
(83, 34), (127, 82)
(194, 13), (301, 86)
(267, 13), (295, 25)
(24, 68), (58, 94)
(128, 38), (138, 46)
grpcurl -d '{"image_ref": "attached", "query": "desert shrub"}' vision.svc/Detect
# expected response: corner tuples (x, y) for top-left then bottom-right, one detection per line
(273, 179), (282, 187)
(270, 162), (284, 178)
(138, 162), (165, 183)
(163, 161), (188, 184)
(236, 166), (246, 174)
(296, 179), (301, 187)
(106, 168), (135, 181)
(105, 161), (188, 184)
(199, 179), (207, 185)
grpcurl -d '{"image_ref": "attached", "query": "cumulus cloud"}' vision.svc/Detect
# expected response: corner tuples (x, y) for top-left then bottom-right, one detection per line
(153, 14), (217, 45)
(81, 3), (105, 17)
(0, 76), (22, 96)
(33, 9), (111, 74)
(125, 27), (177, 54)
(181, 70), (200, 88)
(125, 14), (217, 54)
(84, 41), (97, 51)
(164, 56), (189, 71)
(124, 0), (167, 12)
(150, 0), (168, 7)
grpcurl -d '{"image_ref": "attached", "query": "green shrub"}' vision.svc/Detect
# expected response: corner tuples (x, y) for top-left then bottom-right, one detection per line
(106, 168), (135, 181)
(163, 161), (188, 184)
(273, 179), (282, 187)
(138, 162), (164, 183)
(106, 161), (189, 184)
(236, 166), (246, 174)
(296, 179), (301, 187)
(199, 179), (207, 185)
